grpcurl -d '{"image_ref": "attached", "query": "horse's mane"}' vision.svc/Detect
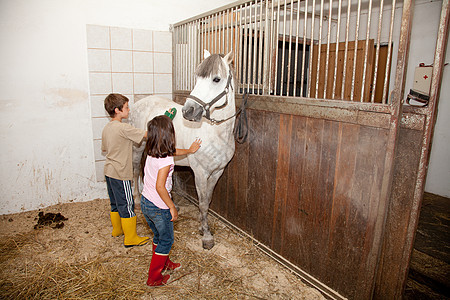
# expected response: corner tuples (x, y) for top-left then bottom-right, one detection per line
(195, 53), (236, 91)
(195, 54), (227, 78)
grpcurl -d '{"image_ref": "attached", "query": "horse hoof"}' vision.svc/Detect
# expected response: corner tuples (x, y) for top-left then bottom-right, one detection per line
(202, 239), (214, 250)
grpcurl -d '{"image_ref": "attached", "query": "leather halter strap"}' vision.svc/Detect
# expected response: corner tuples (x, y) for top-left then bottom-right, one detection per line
(186, 69), (233, 122)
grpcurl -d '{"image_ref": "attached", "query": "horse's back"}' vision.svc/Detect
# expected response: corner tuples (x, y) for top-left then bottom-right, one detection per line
(130, 95), (182, 130)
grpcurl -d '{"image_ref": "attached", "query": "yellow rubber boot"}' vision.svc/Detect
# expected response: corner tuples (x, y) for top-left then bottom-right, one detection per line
(121, 216), (149, 248)
(110, 212), (123, 237)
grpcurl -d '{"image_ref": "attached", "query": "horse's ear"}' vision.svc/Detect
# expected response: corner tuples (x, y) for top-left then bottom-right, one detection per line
(224, 51), (234, 65)
(204, 49), (211, 59)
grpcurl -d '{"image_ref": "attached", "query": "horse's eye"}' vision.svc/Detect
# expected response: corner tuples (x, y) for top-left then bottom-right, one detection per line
(213, 77), (221, 83)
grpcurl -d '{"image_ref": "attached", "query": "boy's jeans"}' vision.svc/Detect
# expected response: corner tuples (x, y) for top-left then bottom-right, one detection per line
(140, 195), (174, 255)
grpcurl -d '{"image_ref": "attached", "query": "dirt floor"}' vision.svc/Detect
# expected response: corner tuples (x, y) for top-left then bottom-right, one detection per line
(0, 194), (325, 300)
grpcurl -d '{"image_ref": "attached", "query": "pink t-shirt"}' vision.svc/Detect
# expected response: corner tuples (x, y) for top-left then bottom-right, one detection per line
(142, 155), (174, 209)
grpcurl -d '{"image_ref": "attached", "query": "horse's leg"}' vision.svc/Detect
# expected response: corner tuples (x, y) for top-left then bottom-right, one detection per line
(196, 169), (224, 250)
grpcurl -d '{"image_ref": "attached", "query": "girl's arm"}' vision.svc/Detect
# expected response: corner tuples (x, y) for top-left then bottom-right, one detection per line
(175, 138), (202, 156)
(156, 165), (178, 221)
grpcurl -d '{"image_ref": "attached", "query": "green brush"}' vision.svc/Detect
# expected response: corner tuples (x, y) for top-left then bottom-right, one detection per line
(164, 108), (177, 120)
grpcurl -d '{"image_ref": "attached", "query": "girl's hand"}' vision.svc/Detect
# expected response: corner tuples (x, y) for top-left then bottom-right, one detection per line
(189, 138), (202, 153)
(169, 206), (178, 221)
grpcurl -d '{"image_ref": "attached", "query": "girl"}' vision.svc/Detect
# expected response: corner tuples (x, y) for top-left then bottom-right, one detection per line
(140, 115), (201, 287)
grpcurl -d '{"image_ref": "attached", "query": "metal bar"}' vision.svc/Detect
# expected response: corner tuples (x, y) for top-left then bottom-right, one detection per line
(173, 0), (251, 27)
(262, 1), (270, 95)
(222, 10), (226, 53)
(383, 0), (396, 104)
(307, 0), (316, 98)
(341, 0), (351, 100)
(360, 0), (373, 102)
(324, 0), (333, 99)
(268, 0), (275, 94)
(234, 7), (239, 84)
(371, 0), (384, 103)
(332, 0), (342, 99)
(315, 0), (324, 98)
(243, 3), (249, 89)
(293, 0), (301, 96)
(286, 0), (294, 96)
(350, 0), (362, 101)
(272, 2), (280, 95)
(239, 5), (244, 89)
(300, 0), (308, 97)
(216, 12), (220, 53)
(188, 23), (192, 90)
(248, 1), (253, 91)
(227, 8), (231, 55)
(257, 1), (264, 94)
(219, 11), (222, 53)
(252, 0), (258, 93)
(274, 0), (281, 95)
(280, 0), (287, 96)
(181, 24), (184, 90)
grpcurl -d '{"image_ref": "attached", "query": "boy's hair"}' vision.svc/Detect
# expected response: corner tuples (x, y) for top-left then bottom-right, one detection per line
(104, 93), (129, 117)
(140, 115), (176, 180)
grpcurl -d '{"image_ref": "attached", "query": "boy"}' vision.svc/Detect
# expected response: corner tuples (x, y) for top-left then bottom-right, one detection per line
(102, 93), (149, 248)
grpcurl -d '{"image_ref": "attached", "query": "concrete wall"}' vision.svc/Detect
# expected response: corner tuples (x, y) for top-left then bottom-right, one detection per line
(0, 0), (448, 215)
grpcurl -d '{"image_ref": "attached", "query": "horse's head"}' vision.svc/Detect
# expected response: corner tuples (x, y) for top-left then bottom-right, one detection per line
(182, 50), (234, 123)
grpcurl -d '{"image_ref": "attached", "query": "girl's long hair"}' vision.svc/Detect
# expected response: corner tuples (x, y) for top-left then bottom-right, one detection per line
(140, 115), (176, 180)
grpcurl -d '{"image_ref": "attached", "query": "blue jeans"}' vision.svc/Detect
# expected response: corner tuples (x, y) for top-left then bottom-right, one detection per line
(140, 195), (174, 255)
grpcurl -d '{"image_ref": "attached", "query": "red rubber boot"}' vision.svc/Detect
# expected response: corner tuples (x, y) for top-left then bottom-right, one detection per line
(146, 253), (170, 287)
(152, 243), (181, 271)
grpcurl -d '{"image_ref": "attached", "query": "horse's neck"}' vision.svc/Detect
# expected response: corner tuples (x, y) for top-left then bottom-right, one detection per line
(211, 94), (236, 138)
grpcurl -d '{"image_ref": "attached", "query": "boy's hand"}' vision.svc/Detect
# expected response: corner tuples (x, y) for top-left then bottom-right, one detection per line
(189, 138), (202, 153)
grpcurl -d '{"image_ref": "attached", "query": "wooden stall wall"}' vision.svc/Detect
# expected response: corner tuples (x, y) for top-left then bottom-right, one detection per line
(374, 109), (425, 299)
(204, 107), (390, 299)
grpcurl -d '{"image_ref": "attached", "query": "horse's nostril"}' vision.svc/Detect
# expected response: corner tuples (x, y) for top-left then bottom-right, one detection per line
(183, 106), (194, 117)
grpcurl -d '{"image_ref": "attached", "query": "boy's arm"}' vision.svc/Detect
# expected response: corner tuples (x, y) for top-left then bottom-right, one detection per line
(174, 138), (202, 156)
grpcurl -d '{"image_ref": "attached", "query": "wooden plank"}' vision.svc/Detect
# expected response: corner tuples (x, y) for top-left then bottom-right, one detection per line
(247, 110), (279, 245)
(326, 123), (360, 295)
(282, 114), (307, 264)
(314, 119), (339, 279)
(271, 114), (293, 253)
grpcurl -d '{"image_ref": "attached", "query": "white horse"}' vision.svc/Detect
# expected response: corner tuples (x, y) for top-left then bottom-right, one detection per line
(130, 50), (236, 249)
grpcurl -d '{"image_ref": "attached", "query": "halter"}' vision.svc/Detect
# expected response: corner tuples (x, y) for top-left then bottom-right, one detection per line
(186, 69), (234, 124)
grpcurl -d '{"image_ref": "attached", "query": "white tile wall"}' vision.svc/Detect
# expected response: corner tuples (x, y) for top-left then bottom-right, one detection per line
(133, 29), (153, 51)
(87, 49), (111, 72)
(86, 25), (110, 49)
(154, 31), (172, 52)
(91, 117), (109, 140)
(133, 52), (153, 72)
(154, 52), (172, 73)
(111, 50), (133, 72)
(86, 24), (172, 182)
(90, 95), (109, 118)
(110, 27), (132, 50)
(134, 73), (154, 94)
(93, 139), (105, 161)
(112, 73), (133, 94)
(89, 73), (112, 94)
(154, 74), (172, 94)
